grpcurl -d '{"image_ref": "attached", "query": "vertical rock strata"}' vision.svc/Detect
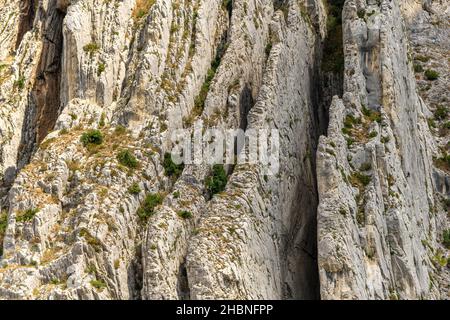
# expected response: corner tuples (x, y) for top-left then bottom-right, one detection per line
(0, 0), (448, 299)
(316, 0), (448, 299)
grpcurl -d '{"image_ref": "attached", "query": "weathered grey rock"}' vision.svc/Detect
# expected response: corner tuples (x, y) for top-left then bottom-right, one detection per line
(0, 0), (448, 300)
(316, 0), (448, 300)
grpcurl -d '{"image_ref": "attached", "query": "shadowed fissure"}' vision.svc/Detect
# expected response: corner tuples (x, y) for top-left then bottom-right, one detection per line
(17, 0), (67, 170)
(1, 0), (348, 300)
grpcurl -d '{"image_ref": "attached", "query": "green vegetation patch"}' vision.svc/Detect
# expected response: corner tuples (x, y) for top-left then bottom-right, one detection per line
(97, 63), (106, 76)
(434, 105), (448, 121)
(205, 164), (227, 195)
(80, 129), (103, 147)
(362, 106), (382, 123)
(14, 75), (25, 90)
(128, 182), (141, 195)
(0, 211), (7, 256)
(163, 152), (184, 178)
(424, 69), (439, 80)
(117, 149), (139, 168)
(349, 172), (372, 189)
(90, 279), (107, 291)
(177, 210), (193, 219)
(321, 0), (345, 73)
(443, 229), (450, 249)
(83, 42), (100, 57)
(137, 193), (163, 221)
(16, 208), (39, 223)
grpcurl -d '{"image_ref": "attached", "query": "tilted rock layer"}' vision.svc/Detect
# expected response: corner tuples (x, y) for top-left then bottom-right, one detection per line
(0, 0), (448, 299)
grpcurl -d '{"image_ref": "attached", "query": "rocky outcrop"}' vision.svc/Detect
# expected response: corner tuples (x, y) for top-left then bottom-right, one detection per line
(0, 0), (448, 300)
(316, 0), (448, 300)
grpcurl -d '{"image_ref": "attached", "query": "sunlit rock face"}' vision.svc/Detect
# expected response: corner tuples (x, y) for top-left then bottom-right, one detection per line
(0, 0), (447, 300)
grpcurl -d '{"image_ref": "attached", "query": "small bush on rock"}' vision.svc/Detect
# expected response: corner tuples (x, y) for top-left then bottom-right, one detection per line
(137, 193), (163, 221)
(90, 279), (107, 291)
(206, 164), (227, 195)
(83, 43), (100, 56)
(434, 105), (448, 121)
(413, 64), (423, 73)
(14, 76), (25, 90)
(177, 210), (192, 219)
(16, 208), (39, 222)
(443, 229), (450, 249)
(163, 152), (184, 178)
(128, 183), (141, 195)
(80, 130), (103, 147)
(117, 149), (138, 168)
(424, 69), (439, 80)
(0, 211), (7, 256)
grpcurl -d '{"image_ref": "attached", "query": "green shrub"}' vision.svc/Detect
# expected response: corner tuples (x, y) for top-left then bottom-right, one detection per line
(434, 105), (448, 121)
(83, 42), (100, 56)
(14, 75), (25, 90)
(346, 137), (355, 147)
(128, 183), (141, 195)
(137, 193), (163, 221)
(194, 68), (216, 114)
(90, 279), (107, 290)
(443, 229), (450, 249)
(117, 149), (139, 168)
(357, 9), (365, 19)
(424, 69), (439, 80)
(342, 127), (351, 135)
(206, 164), (227, 195)
(343, 114), (360, 129)
(80, 130), (103, 147)
(0, 211), (7, 256)
(177, 210), (192, 219)
(99, 113), (106, 128)
(97, 63), (106, 76)
(163, 152), (184, 178)
(362, 106), (382, 123)
(0, 212), (7, 235)
(173, 191), (180, 199)
(192, 52), (223, 116)
(368, 131), (377, 138)
(349, 172), (371, 188)
(428, 118), (437, 129)
(321, 0), (344, 73)
(16, 208), (39, 222)
(444, 121), (450, 130)
(413, 64), (423, 73)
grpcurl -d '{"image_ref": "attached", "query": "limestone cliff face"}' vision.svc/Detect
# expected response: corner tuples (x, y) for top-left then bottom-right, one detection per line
(0, 0), (448, 300)
(316, 0), (448, 299)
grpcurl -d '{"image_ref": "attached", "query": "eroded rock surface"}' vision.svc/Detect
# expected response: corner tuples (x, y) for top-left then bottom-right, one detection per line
(0, 0), (448, 300)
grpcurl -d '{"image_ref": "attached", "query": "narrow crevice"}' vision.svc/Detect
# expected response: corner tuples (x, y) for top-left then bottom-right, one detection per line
(17, 1), (66, 169)
(283, 0), (345, 300)
(177, 261), (190, 300)
(318, 0), (345, 134)
(238, 84), (254, 131)
(15, 0), (38, 49)
(130, 243), (144, 300)
(304, 0), (345, 300)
